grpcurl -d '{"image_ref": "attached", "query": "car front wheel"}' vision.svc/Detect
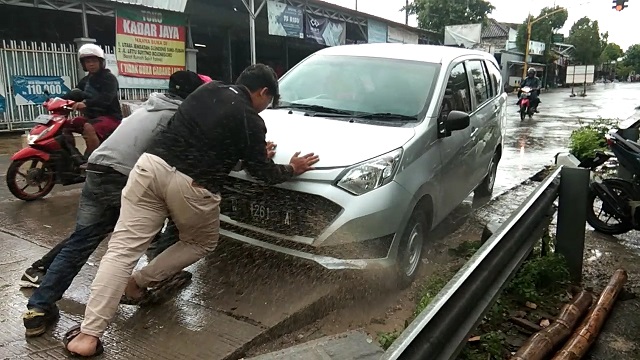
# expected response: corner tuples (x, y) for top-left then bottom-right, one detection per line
(474, 151), (499, 199)
(395, 209), (428, 289)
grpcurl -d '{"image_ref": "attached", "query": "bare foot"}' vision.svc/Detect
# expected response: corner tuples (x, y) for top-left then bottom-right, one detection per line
(67, 332), (99, 356)
(124, 277), (145, 300)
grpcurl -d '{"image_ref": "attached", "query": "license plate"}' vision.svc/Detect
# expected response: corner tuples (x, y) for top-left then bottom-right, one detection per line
(225, 198), (294, 227)
(34, 114), (53, 124)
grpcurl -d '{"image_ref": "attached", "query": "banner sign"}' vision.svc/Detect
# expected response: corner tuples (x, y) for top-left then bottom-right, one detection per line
(105, 53), (169, 89)
(11, 76), (72, 106)
(305, 13), (346, 47)
(367, 19), (388, 43)
(267, 0), (304, 39)
(115, 7), (186, 79)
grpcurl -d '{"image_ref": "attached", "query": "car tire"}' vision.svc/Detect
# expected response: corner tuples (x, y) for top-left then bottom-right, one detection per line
(395, 209), (428, 289)
(474, 152), (499, 199)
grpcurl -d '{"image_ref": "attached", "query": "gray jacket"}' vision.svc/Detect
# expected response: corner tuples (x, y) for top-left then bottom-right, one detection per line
(88, 92), (182, 176)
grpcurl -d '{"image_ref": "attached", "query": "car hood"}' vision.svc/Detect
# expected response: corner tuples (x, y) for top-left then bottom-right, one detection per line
(260, 109), (416, 168)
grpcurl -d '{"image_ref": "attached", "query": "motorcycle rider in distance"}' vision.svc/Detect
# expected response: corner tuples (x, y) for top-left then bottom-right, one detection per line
(63, 44), (122, 165)
(517, 67), (542, 113)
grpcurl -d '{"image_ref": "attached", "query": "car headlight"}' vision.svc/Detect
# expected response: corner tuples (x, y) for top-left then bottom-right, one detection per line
(336, 148), (403, 196)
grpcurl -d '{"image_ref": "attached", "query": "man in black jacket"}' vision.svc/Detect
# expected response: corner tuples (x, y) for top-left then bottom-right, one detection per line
(64, 64), (319, 357)
(64, 44), (123, 160)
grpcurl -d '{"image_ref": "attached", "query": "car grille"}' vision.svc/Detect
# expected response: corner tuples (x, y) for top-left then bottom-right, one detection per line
(219, 177), (342, 238)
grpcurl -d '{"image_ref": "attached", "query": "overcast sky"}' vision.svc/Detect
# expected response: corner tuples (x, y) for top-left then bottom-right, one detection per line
(323, 0), (638, 51)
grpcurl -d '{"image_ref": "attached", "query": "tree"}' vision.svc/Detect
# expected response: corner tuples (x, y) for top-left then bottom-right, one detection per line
(623, 44), (640, 73)
(515, 6), (568, 63)
(601, 43), (624, 63)
(566, 17), (605, 65)
(404, 0), (495, 36)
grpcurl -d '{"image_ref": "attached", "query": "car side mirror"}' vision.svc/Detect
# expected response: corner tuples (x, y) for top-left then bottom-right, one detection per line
(438, 110), (470, 138)
(445, 110), (470, 132)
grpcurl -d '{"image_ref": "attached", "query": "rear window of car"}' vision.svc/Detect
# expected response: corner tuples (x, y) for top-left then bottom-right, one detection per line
(278, 54), (441, 118)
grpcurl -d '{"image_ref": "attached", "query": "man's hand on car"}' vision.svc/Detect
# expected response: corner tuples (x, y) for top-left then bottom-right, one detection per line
(266, 141), (277, 159)
(289, 151), (319, 175)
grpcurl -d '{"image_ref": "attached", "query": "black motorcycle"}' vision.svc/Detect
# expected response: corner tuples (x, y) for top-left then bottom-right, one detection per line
(585, 131), (640, 235)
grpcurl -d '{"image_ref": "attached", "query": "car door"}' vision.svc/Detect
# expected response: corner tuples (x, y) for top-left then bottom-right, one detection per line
(479, 59), (506, 177)
(465, 59), (495, 189)
(437, 61), (475, 215)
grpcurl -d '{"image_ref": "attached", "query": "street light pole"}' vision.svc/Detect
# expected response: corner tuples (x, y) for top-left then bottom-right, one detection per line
(406, 0), (409, 25)
(522, 7), (566, 79)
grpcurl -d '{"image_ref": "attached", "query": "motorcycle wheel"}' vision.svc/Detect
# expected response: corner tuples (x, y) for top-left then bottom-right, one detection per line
(586, 179), (634, 235)
(6, 157), (55, 201)
(520, 107), (526, 121)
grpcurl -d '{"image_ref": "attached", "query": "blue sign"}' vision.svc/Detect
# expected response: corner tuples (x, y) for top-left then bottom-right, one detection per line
(368, 20), (388, 43)
(267, 0), (304, 39)
(305, 13), (346, 47)
(0, 95), (5, 113)
(12, 75), (72, 106)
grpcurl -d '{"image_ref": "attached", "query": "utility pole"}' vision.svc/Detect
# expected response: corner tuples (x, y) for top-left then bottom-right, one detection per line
(406, 0), (409, 25)
(522, 7), (566, 79)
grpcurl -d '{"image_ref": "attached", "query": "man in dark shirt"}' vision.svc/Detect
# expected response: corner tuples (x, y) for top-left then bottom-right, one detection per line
(64, 44), (123, 160)
(517, 68), (542, 111)
(64, 64), (319, 357)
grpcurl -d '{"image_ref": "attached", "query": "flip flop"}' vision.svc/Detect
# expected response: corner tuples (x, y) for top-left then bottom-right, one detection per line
(63, 324), (104, 357)
(120, 271), (193, 306)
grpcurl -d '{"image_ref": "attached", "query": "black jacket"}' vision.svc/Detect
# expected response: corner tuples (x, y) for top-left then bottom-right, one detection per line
(146, 81), (293, 193)
(65, 68), (123, 120)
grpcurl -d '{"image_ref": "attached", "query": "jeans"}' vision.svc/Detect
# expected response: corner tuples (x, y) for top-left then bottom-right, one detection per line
(28, 171), (127, 311)
(31, 210), (178, 270)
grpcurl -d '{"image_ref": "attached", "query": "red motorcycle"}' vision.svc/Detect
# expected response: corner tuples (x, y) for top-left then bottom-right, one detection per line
(6, 96), (86, 201)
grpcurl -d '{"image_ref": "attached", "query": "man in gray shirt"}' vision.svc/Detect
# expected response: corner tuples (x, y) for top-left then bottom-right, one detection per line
(21, 71), (207, 337)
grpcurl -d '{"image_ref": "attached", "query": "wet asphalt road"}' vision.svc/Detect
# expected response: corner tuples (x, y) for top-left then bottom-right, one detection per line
(0, 82), (639, 359)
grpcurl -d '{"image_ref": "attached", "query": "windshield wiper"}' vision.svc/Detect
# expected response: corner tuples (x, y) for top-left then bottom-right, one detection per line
(279, 103), (353, 116)
(353, 112), (418, 121)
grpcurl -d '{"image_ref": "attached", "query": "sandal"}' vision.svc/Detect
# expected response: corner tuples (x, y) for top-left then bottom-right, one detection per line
(63, 324), (104, 357)
(119, 271), (192, 306)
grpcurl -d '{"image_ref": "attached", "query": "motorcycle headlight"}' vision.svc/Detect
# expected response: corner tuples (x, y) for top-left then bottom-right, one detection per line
(336, 148), (403, 196)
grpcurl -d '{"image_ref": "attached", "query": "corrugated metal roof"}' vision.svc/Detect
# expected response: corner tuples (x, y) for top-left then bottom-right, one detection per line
(106, 0), (188, 13)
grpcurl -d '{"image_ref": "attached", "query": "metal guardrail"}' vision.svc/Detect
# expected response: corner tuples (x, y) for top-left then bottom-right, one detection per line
(381, 166), (591, 360)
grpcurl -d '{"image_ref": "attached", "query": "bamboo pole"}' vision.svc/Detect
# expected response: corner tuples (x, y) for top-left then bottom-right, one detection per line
(510, 290), (593, 360)
(551, 269), (628, 360)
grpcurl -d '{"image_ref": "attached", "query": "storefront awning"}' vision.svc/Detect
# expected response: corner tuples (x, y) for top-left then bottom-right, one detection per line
(106, 0), (188, 12)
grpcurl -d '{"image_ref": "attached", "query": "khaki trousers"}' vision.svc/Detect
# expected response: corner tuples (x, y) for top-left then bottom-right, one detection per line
(80, 153), (221, 337)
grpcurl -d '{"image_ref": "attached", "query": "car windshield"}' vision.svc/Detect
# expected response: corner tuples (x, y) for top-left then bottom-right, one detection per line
(278, 54), (440, 119)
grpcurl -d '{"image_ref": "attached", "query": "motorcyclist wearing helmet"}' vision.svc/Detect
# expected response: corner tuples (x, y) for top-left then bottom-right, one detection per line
(518, 68), (542, 112)
(64, 44), (122, 162)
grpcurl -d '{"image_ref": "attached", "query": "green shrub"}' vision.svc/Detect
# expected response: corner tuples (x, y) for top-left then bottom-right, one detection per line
(568, 118), (618, 162)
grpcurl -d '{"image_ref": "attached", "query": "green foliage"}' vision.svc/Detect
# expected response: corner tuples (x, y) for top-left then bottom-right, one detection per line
(623, 44), (640, 74)
(568, 118), (618, 162)
(449, 240), (482, 260)
(601, 42), (624, 63)
(404, 0), (494, 36)
(505, 253), (570, 302)
(378, 330), (401, 350)
(566, 17), (606, 64)
(415, 276), (448, 315)
(458, 332), (506, 360)
(515, 6), (568, 64)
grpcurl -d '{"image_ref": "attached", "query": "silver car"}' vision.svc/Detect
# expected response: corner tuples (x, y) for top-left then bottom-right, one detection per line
(219, 44), (507, 287)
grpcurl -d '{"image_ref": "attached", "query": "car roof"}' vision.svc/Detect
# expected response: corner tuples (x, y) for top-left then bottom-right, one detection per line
(315, 43), (496, 65)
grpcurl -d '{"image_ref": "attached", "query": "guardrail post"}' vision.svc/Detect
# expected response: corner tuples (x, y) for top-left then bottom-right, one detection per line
(555, 166), (590, 283)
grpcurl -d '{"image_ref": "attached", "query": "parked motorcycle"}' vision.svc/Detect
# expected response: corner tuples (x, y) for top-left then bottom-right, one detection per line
(6, 95), (86, 201)
(585, 131), (640, 235)
(518, 86), (535, 121)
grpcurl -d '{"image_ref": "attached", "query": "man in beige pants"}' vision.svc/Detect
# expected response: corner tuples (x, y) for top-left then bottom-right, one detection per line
(65, 64), (320, 357)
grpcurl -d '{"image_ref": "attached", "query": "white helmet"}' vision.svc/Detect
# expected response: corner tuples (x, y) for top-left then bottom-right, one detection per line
(78, 44), (105, 60)
(78, 44), (105, 70)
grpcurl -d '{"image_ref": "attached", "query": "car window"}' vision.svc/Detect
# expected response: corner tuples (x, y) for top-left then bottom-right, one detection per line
(485, 60), (502, 96)
(278, 54), (440, 118)
(466, 60), (490, 107)
(440, 63), (472, 119)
